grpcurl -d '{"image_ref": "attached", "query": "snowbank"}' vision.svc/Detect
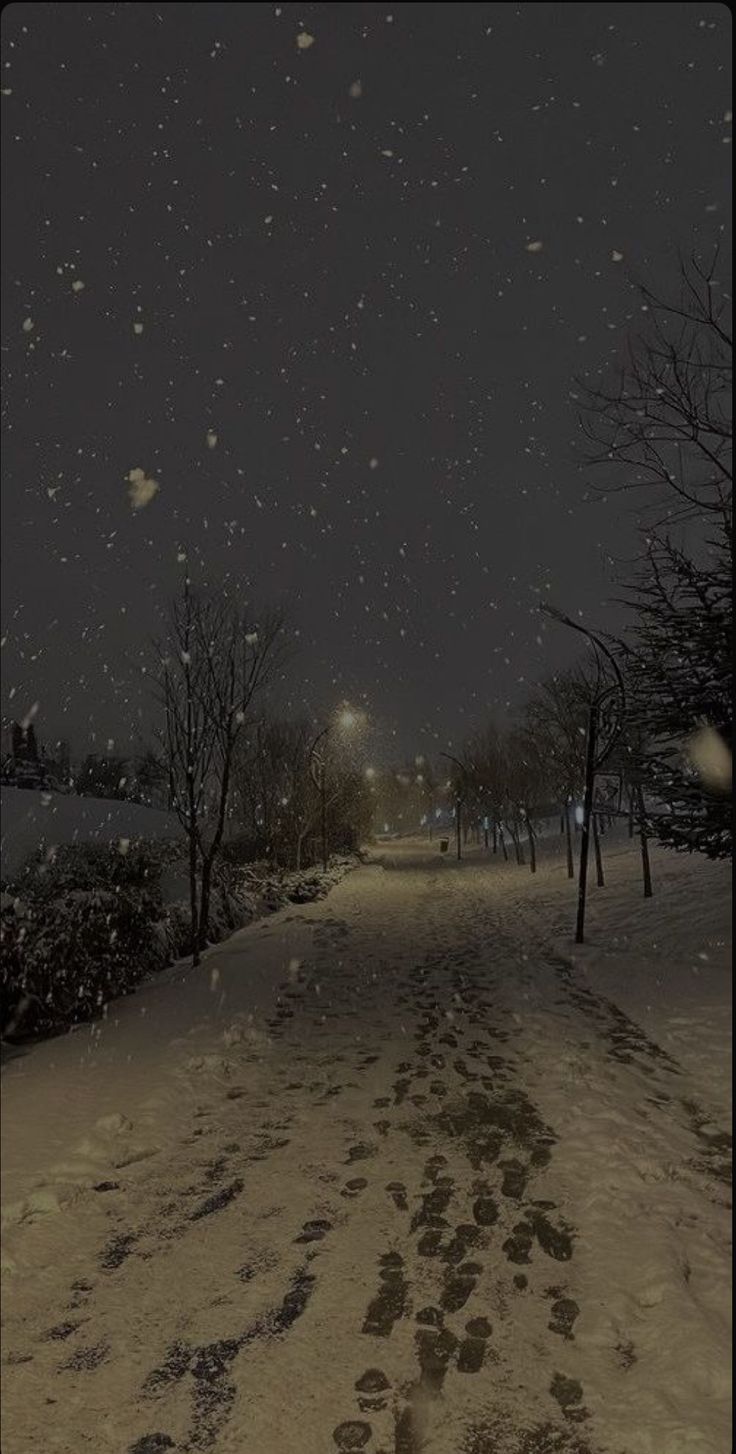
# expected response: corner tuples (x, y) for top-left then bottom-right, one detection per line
(0, 786), (183, 880)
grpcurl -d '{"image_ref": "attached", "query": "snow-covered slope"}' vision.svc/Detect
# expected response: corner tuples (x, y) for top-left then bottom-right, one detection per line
(0, 786), (183, 880)
(0, 832), (731, 1454)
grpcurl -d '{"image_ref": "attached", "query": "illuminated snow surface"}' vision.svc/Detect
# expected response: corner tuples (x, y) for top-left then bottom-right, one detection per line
(1, 832), (731, 1454)
(0, 786), (182, 881)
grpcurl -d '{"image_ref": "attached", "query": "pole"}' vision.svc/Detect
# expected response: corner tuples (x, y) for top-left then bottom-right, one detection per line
(440, 753), (467, 863)
(575, 703), (599, 944)
(635, 783), (653, 899)
(564, 799), (574, 879)
(526, 816), (536, 874)
(309, 726), (330, 874)
(592, 811), (605, 887)
(321, 768), (328, 872)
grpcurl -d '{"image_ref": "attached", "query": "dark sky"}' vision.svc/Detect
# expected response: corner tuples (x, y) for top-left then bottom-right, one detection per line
(1, 2), (731, 763)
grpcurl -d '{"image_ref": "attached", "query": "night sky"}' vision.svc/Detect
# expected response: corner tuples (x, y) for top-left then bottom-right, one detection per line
(1, 2), (731, 762)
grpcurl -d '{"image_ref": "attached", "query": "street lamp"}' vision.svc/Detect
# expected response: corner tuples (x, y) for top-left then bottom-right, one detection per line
(540, 604), (632, 943)
(337, 708), (359, 731)
(440, 751), (468, 861)
(308, 707), (362, 872)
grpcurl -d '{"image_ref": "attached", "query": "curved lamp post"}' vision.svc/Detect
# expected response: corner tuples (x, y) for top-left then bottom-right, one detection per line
(440, 751), (468, 861)
(309, 726), (331, 873)
(540, 605), (633, 943)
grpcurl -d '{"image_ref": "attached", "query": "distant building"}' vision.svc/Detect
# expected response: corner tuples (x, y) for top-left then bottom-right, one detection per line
(2, 722), (71, 791)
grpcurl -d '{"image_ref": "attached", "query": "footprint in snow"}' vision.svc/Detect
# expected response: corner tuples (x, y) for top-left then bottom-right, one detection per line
(457, 1316), (493, 1373)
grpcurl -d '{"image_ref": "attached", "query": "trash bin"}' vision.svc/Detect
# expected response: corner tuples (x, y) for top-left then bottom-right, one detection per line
(439, 837), (449, 854)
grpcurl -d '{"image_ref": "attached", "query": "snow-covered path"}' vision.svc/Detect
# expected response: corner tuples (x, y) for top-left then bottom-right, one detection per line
(1, 837), (731, 1454)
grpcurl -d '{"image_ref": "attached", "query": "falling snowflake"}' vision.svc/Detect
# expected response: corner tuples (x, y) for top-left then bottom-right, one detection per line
(296, 31), (314, 49)
(688, 726), (732, 792)
(71, 279), (85, 293)
(349, 80), (363, 98)
(127, 467), (159, 510)
(22, 317), (34, 333)
(526, 240), (543, 253)
(206, 430), (218, 449)
(21, 701), (40, 730)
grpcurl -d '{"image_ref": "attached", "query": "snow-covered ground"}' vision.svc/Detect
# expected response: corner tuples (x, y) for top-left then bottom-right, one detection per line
(1, 830), (731, 1454)
(1, 786), (183, 881)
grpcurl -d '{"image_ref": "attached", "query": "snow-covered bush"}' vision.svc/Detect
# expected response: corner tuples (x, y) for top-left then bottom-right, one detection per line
(0, 839), (358, 1041)
(1, 883), (166, 1038)
(0, 841), (175, 1038)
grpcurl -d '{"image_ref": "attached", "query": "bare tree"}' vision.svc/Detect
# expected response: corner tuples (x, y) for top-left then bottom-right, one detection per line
(620, 530), (732, 859)
(233, 717), (323, 870)
(576, 242), (732, 859)
(577, 246), (732, 526)
(155, 569), (286, 961)
(504, 730), (552, 874)
(462, 723), (506, 852)
(522, 666), (595, 877)
(155, 572), (216, 964)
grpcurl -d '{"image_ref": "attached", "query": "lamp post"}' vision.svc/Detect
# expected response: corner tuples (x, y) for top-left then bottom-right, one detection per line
(309, 727), (330, 872)
(308, 708), (362, 872)
(440, 751), (468, 861)
(540, 605), (628, 944)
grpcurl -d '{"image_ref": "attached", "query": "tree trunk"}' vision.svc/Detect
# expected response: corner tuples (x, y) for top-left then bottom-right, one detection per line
(592, 812), (605, 887)
(635, 784), (653, 899)
(198, 854), (213, 951)
(564, 801), (574, 879)
(321, 775), (328, 872)
(526, 816), (536, 874)
(188, 822), (200, 967)
(499, 824), (508, 861)
(575, 704), (598, 945)
(198, 745), (233, 949)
